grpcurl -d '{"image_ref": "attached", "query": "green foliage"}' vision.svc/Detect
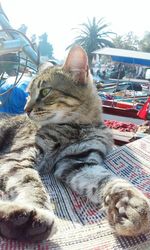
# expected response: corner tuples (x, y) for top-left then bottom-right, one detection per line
(67, 17), (115, 66)
(139, 32), (150, 52)
(113, 32), (139, 50)
(38, 33), (53, 59)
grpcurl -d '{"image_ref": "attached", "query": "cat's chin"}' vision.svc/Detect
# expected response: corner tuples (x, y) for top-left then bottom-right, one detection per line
(27, 116), (52, 127)
(28, 115), (68, 127)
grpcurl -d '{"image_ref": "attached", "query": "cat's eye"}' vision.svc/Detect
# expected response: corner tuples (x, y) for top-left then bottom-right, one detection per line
(40, 88), (51, 98)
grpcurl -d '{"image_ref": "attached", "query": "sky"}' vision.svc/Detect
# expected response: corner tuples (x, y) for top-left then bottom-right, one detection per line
(1, 0), (150, 60)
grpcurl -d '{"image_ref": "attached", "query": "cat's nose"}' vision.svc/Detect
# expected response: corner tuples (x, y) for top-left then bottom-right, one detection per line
(24, 106), (32, 116)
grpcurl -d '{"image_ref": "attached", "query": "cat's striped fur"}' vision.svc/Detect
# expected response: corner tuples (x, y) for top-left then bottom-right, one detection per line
(0, 46), (150, 241)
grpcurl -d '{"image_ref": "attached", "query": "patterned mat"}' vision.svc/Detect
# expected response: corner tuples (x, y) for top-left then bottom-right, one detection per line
(1, 136), (150, 250)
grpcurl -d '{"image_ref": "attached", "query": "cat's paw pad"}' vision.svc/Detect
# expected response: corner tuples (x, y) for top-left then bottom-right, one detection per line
(0, 203), (57, 241)
(104, 183), (150, 236)
(25, 209), (57, 241)
(8, 208), (31, 226)
(28, 220), (49, 235)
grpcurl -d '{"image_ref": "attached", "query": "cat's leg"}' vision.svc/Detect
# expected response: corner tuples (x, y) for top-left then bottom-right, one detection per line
(0, 166), (57, 241)
(55, 164), (150, 236)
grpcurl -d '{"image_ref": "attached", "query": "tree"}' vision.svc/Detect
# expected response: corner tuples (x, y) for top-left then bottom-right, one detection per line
(113, 32), (139, 50)
(67, 17), (114, 66)
(38, 33), (53, 59)
(139, 32), (150, 52)
(18, 24), (28, 34)
(30, 34), (38, 50)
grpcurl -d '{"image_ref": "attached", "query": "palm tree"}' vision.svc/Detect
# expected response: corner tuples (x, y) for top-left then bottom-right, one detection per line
(67, 17), (115, 67)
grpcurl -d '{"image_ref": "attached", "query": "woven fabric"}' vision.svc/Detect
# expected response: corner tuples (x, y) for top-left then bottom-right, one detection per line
(1, 136), (150, 249)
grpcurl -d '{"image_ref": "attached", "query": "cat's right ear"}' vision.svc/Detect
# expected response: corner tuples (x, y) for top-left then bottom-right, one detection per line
(63, 46), (89, 84)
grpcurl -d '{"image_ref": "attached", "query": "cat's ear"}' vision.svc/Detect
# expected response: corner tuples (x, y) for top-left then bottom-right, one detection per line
(38, 61), (54, 73)
(63, 46), (89, 84)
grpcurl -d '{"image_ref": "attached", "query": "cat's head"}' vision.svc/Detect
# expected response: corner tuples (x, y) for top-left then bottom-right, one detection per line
(25, 46), (102, 126)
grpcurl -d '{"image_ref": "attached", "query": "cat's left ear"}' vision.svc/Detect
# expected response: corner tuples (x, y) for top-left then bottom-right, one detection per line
(38, 61), (53, 73)
(63, 46), (89, 84)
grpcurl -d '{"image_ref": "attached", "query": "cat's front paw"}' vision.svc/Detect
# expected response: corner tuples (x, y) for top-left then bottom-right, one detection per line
(0, 202), (57, 241)
(103, 180), (150, 236)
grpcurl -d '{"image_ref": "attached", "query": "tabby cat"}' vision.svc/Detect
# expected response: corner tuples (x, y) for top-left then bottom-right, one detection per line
(0, 46), (150, 242)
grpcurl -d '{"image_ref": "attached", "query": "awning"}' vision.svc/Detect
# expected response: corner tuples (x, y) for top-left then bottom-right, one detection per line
(92, 48), (150, 66)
